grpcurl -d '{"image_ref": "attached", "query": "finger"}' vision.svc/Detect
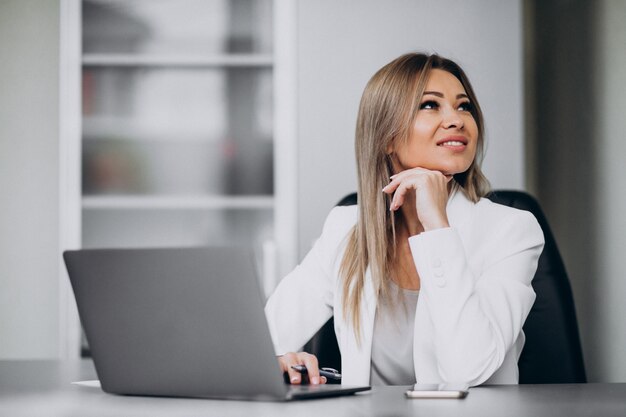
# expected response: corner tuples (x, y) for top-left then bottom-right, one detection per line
(390, 166), (429, 180)
(287, 364), (303, 384)
(382, 182), (396, 194)
(382, 176), (401, 194)
(301, 353), (321, 385)
(384, 167), (430, 194)
(391, 181), (414, 211)
(321, 376), (328, 384)
(279, 353), (303, 384)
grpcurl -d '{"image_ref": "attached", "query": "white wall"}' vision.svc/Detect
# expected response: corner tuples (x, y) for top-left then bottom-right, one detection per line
(0, 0), (61, 358)
(0, 0), (528, 361)
(295, 0), (525, 257)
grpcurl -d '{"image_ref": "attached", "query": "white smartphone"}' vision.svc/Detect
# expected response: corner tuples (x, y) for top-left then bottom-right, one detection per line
(405, 383), (469, 399)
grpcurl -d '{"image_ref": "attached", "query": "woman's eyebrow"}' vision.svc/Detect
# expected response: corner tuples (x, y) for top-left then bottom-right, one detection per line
(423, 91), (470, 100)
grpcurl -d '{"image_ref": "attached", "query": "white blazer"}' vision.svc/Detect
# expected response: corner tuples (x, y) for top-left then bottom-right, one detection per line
(265, 190), (545, 386)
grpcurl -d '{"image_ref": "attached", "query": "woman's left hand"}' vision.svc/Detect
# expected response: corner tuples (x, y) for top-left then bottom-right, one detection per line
(382, 167), (452, 232)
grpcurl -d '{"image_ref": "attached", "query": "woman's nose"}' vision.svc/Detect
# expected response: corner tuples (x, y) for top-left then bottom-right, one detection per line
(441, 107), (464, 129)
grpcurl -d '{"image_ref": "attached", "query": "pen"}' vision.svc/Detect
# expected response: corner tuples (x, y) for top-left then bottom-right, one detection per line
(291, 365), (342, 381)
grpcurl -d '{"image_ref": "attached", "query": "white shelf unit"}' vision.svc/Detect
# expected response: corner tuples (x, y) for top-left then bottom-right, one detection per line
(82, 195), (274, 210)
(82, 53), (274, 67)
(79, 0), (276, 239)
(58, 0), (298, 358)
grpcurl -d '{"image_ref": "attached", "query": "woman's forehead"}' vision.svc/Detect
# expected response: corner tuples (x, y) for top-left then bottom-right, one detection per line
(423, 69), (467, 95)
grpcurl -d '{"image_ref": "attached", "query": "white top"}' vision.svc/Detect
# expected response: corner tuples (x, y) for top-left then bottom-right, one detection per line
(370, 282), (419, 386)
(265, 190), (545, 386)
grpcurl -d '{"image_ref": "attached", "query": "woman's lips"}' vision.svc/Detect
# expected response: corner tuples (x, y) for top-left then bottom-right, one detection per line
(439, 140), (466, 147)
(436, 136), (468, 146)
(437, 137), (468, 150)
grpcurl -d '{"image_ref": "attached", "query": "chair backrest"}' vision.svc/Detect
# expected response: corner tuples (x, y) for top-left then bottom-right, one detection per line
(486, 190), (586, 383)
(303, 190), (587, 384)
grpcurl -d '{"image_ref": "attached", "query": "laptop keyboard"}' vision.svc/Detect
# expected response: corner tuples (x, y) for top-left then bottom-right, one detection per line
(289, 384), (344, 393)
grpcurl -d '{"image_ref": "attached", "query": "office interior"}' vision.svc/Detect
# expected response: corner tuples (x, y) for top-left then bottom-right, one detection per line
(0, 0), (624, 385)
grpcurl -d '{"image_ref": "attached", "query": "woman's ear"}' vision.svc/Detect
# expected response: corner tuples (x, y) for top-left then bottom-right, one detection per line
(385, 142), (394, 155)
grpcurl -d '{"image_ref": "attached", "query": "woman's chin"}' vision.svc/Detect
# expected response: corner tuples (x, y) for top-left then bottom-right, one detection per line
(423, 166), (466, 176)
(435, 162), (473, 176)
(401, 160), (472, 175)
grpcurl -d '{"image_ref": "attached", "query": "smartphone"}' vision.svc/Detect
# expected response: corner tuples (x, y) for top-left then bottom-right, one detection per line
(405, 383), (469, 399)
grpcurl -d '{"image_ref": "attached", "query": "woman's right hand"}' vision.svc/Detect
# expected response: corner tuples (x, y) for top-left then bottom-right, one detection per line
(278, 352), (326, 385)
(383, 167), (452, 233)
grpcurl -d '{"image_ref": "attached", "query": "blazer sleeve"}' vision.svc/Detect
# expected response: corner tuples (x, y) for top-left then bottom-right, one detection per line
(409, 209), (544, 386)
(264, 207), (353, 355)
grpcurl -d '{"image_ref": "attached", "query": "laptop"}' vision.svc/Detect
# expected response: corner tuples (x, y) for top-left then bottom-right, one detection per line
(63, 246), (370, 401)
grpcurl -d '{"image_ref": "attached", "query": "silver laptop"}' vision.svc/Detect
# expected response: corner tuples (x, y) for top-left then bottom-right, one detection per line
(63, 246), (370, 401)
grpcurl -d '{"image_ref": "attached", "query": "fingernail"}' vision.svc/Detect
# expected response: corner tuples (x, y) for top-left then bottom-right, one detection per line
(311, 377), (320, 385)
(291, 376), (299, 383)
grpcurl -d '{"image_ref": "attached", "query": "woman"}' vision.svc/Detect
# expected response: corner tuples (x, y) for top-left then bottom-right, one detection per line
(265, 53), (544, 387)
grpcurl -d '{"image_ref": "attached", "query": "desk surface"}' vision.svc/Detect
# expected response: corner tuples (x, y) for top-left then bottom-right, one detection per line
(1, 360), (625, 417)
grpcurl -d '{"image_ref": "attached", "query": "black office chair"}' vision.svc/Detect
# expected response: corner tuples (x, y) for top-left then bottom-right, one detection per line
(303, 190), (587, 384)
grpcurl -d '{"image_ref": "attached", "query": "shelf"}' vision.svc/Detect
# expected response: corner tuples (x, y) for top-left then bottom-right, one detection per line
(82, 195), (274, 210)
(82, 116), (221, 142)
(82, 53), (274, 68)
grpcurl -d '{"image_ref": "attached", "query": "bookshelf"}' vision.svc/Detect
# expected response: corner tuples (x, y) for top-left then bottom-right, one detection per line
(80, 0), (276, 252)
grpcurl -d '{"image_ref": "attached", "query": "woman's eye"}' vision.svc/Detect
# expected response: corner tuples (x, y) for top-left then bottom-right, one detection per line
(419, 100), (438, 110)
(458, 101), (473, 112)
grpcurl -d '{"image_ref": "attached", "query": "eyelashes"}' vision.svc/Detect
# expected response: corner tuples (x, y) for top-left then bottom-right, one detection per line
(419, 100), (439, 110)
(419, 100), (473, 112)
(457, 101), (473, 112)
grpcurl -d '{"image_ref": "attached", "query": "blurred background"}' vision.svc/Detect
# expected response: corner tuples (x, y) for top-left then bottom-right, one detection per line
(0, 0), (624, 383)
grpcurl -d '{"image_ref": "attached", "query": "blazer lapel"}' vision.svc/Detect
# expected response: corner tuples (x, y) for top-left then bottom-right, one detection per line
(446, 188), (473, 229)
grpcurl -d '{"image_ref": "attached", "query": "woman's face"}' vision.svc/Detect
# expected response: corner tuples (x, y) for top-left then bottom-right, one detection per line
(390, 69), (478, 175)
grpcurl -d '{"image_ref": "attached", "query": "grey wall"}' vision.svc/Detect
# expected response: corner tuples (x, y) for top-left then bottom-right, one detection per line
(593, 0), (626, 383)
(0, 0), (61, 358)
(296, 0), (525, 255)
(528, 0), (626, 382)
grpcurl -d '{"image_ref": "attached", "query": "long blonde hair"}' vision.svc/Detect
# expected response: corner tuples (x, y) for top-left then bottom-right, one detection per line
(340, 53), (490, 339)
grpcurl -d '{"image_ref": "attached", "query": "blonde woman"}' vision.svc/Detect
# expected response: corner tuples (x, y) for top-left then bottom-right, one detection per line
(265, 53), (544, 387)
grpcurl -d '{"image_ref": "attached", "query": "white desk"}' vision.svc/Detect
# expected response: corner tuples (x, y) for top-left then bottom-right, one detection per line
(1, 360), (625, 417)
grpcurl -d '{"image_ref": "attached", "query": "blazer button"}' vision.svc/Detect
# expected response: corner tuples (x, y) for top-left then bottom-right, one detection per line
(433, 259), (446, 287)
(434, 267), (445, 287)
